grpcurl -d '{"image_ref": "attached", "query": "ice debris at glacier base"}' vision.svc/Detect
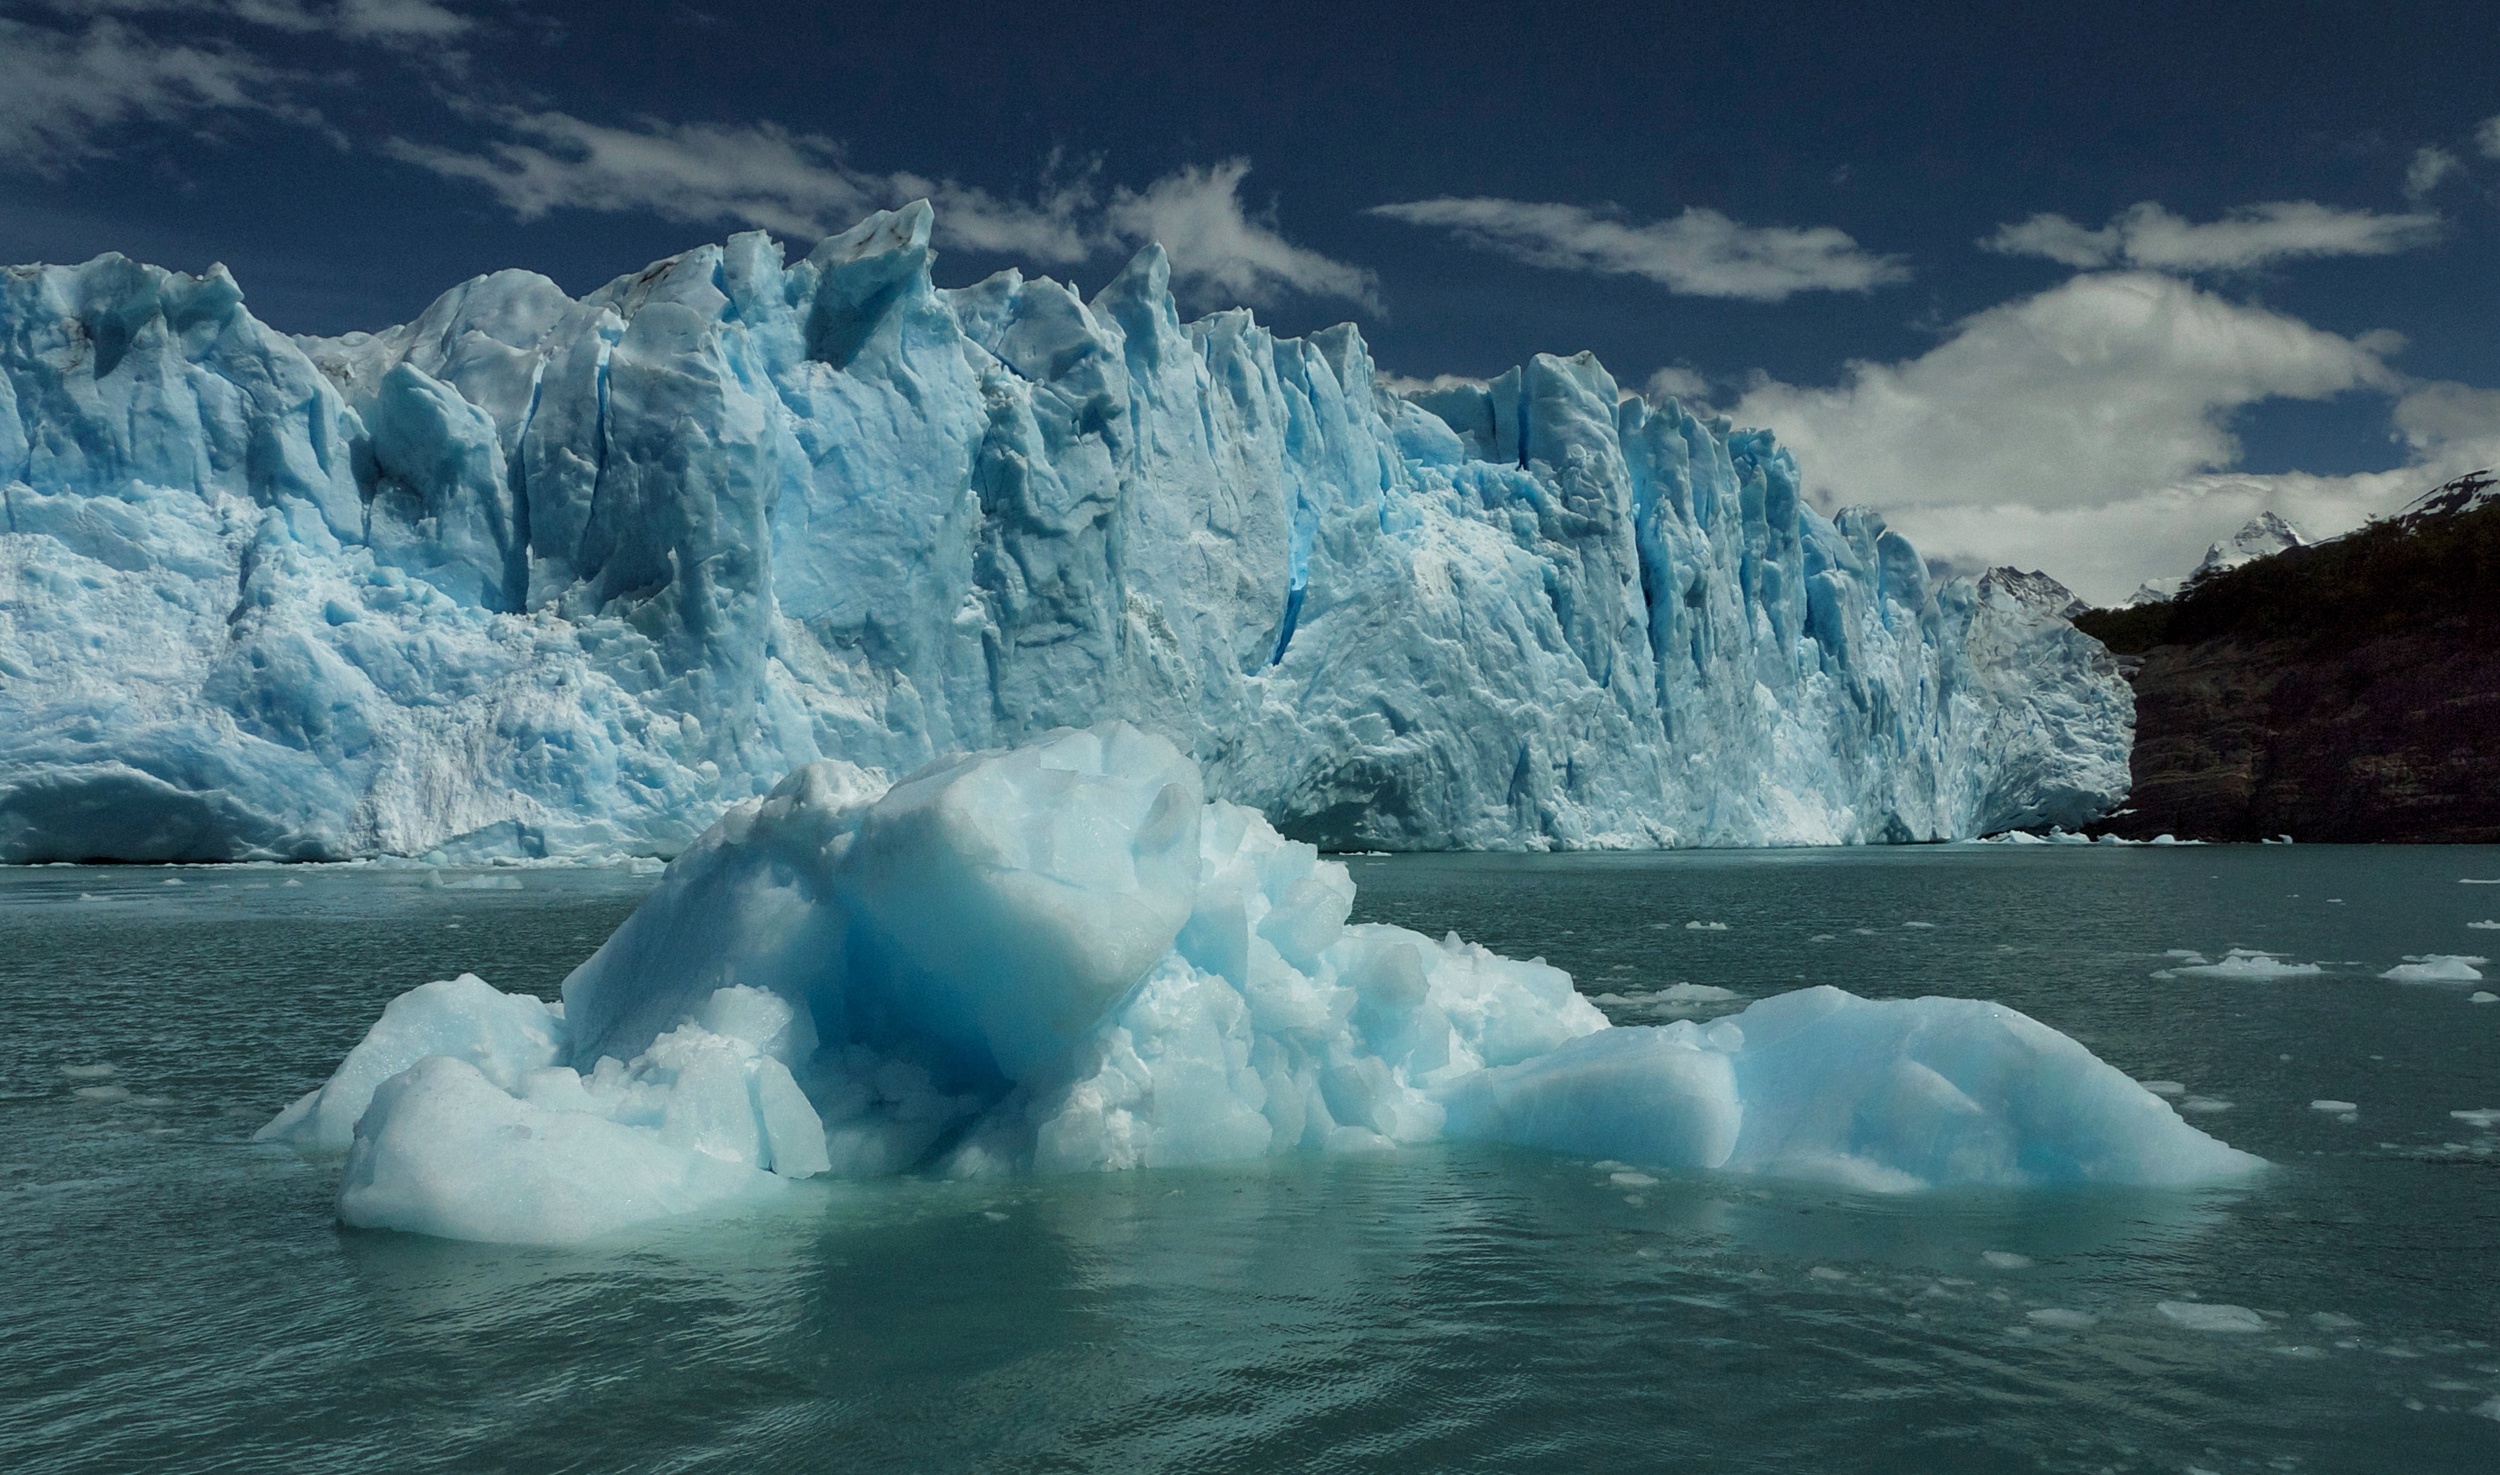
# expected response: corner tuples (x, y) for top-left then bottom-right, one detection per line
(261, 725), (2258, 1245)
(1, 202), (2129, 863)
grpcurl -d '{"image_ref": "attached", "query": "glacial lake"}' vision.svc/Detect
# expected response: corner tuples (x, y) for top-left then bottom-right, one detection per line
(3, 845), (2497, 1473)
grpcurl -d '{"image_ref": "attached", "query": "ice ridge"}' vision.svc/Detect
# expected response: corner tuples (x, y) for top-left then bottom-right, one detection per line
(0, 204), (2129, 861)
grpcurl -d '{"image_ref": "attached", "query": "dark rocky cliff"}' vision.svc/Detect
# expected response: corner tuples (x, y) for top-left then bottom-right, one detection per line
(2074, 473), (2500, 842)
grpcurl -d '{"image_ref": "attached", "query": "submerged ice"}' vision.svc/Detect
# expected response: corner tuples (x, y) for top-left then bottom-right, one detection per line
(261, 726), (2258, 1244)
(3, 204), (2127, 862)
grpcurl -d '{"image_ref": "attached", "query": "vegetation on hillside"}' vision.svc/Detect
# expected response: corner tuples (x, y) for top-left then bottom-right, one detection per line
(2075, 472), (2500, 655)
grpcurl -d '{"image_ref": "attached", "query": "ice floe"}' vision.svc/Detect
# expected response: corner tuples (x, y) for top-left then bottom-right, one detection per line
(2380, 955), (2487, 984)
(2156, 949), (2324, 981)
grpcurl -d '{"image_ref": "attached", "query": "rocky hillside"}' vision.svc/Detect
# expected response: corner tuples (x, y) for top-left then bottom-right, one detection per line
(2074, 473), (2500, 842)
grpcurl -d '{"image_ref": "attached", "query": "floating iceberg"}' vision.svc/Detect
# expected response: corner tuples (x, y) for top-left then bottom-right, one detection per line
(2, 205), (2128, 862)
(261, 726), (2257, 1244)
(2381, 955), (2487, 984)
(2156, 948), (2324, 980)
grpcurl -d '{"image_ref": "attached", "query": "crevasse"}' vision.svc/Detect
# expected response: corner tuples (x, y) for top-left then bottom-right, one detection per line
(0, 203), (2129, 861)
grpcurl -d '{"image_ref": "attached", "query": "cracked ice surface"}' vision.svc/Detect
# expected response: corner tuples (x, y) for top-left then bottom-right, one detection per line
(1, 203), (2126, 861)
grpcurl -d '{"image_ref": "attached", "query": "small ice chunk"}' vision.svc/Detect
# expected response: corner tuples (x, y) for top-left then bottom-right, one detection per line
(2449, 1109), (2500, 1130)
(1903, 921), (1936, 929)
(2462, 879), (2500, 884)
(2159, 1301), (2269, 1332)
(2180, 1096), (2234, 1113)
(59, 1063), (117, 1080)
(1982, 1250), (2034, 1270)
(1808, 1266), (1848, 1281)
(2310, 1101), (2358, 1120)
(2027, 1308), (2096, 1329)
(2468, 921), (2500, 930)
(74, 1084), (132, 1102)
(2472, 992), (2500, 1004)
(1684, 920), (1729, 932)
(2166, 949), (2323, 980)
(2138, 1080), (2186, 1097)
(2381, 955), (2487, 984)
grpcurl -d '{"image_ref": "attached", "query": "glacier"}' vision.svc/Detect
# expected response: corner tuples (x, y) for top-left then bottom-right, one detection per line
(261, 724), (2258, 1245)
(0, 203), (2128, 862)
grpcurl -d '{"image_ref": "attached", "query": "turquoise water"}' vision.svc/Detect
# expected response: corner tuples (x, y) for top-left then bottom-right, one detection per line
(3, 846), (2497, 1473)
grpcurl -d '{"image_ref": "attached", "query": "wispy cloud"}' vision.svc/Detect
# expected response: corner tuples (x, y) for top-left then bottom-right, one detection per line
(394, 117), (1373, 307)
(1104, 160), (1376, 308)
(30, 0), (471, 43)
(2406, 146), (2463, 201)
(1983, 200), (2441, 272)
(0, 16), (293, 165)
(2, 3), (1370, 311)
(1367, 197), (1907, 301)
(1642, 365), (1713, 407)
(2479, 114), (2500, 159)
(0, 1), (480, 167)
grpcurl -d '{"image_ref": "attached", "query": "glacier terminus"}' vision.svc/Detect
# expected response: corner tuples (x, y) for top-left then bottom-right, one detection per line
(0, 202), (2129, 862)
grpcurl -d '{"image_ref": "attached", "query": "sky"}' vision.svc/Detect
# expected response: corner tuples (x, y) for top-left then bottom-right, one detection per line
(4, 0), (2499, 603)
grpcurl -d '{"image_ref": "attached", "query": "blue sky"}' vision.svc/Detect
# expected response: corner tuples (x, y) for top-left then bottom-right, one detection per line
(5, 0), (2498, 601)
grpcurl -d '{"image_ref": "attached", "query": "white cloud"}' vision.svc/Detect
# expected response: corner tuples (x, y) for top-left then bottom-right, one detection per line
(1105, 160), (1377, 308)
(1368, 197), (1906, 301)
(387, 112), (995, 244)
(1376, 372), (1487, 396)
(1983, 200), (2441, 272)
(0, 2), (477, 168)
(31, 0), (470, 44)
(2406, 146), (2463, 201)
(395, 118), (1373, 307)
(1642, 366), (1713, 406)
(0, 16), (290, 165)
(2479, 114), (2500, 159)
(1727, 271), (2455, 604)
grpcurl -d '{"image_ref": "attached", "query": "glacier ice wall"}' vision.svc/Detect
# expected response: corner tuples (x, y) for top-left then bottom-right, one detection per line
(0, 204), (2128, 861)
(262, 724), (2253, 1246)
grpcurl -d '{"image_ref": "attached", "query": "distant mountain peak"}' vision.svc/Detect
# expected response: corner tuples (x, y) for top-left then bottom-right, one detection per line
(1979, 567), (2092, 621)
(2126, 510), (2308, 607)
(2194, 511), (2307, 576)
(2398, 469), (2499, 524)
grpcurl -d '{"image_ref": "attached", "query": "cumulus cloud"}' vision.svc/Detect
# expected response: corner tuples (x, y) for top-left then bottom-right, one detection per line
(2479, 114), (2500, 159)
(1983, 200), (2442, 272)
(1727, 271), (2461, 604)
(1368, 197), (1907, 301)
